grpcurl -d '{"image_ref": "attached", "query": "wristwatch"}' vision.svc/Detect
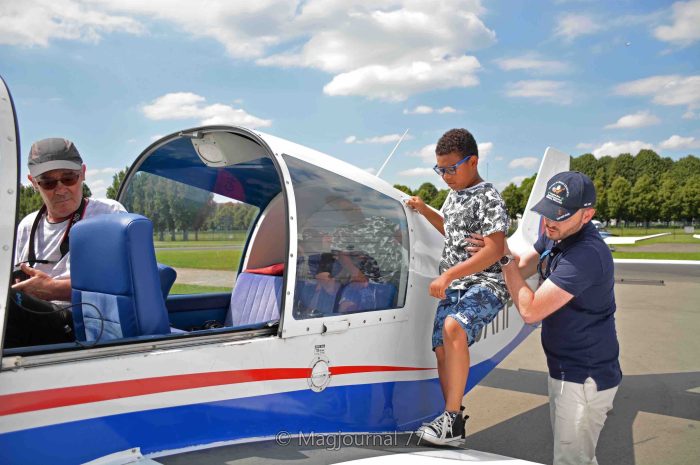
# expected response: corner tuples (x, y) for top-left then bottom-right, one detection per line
(499, 254), (515, 267)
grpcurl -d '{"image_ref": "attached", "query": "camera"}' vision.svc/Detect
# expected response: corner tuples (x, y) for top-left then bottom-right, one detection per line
(12, 265), (30, 282)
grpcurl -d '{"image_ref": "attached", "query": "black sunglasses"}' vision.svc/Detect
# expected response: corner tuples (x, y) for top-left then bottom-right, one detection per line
(36, 171), (81, 190)
(537, 248), (560, 281)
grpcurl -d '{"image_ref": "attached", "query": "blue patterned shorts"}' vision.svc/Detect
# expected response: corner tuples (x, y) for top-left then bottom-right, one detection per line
(432, 286), (505, 350)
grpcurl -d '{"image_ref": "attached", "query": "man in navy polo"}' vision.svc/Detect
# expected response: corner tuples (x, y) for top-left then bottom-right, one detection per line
(499, 171), (621, 465)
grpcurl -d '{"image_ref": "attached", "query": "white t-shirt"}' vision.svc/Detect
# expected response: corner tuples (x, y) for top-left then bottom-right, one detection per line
(14, 198), (127, 283)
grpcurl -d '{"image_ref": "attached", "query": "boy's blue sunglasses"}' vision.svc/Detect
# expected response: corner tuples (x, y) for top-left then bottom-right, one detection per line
(433, 155), (475, 176)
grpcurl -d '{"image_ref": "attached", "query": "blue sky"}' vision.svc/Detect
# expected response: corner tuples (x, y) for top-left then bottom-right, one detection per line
(1, 0), (699, 197)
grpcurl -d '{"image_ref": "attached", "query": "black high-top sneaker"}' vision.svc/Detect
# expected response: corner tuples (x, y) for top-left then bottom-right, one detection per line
(418, 411), (465, 445)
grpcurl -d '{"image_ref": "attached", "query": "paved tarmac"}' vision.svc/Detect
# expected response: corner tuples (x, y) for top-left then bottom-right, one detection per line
(160, 261), (700, 465)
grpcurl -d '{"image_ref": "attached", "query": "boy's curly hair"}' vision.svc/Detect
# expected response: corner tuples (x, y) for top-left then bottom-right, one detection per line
(436, 128), (478, 159)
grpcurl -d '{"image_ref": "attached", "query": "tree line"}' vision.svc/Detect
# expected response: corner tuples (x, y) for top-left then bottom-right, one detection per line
(17, 169), (257, 240)
(17, 150), (699, 235)
(395, 150), (699, 226)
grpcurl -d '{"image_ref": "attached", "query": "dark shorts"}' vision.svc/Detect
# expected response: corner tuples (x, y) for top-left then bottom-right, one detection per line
(432, 286), (504, 350)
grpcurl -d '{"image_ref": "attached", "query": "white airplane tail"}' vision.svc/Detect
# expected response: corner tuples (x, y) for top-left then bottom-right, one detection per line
(508, 147), (570, 253)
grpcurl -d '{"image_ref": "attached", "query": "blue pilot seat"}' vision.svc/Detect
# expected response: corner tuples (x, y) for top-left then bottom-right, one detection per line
(70, 213), (173, 342)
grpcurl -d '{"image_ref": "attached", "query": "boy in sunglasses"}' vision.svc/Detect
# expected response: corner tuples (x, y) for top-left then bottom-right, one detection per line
(405, 128), (509, 445)
(474, 171), (620, 465)
(8, 138), (125, 347)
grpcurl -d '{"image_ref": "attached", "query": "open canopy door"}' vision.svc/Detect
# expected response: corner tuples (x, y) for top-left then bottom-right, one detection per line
(0, 76), (20, 351)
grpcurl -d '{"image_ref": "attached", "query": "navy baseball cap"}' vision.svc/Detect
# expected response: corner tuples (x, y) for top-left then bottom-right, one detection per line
(531, 171), (596, 221)
(28, 138), (83, 177)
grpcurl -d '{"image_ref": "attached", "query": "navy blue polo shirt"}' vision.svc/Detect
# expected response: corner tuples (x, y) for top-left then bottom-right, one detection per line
(534, 221), (622, 390)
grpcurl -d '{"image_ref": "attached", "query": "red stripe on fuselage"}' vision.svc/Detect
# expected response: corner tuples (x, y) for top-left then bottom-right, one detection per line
(0, 365), (433, 416)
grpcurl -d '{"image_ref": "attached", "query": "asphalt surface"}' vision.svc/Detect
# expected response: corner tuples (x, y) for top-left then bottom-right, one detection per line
(159, 261), (700, 465)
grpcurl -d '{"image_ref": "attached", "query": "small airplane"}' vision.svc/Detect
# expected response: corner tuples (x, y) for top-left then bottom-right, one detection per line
(0, 76), (568, 465)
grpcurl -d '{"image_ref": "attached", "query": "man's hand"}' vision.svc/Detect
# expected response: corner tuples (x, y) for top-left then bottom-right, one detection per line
(405, 196), (428, 215)
(463, 233), (485, 255)
(464, 233), (515, 259)
(12, 263), (71, 301)
(429, 274), (453, 300)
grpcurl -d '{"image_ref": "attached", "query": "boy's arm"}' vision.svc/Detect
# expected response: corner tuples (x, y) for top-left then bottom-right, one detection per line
(429, 231), (504, 299)
(405, 196), (444, 235)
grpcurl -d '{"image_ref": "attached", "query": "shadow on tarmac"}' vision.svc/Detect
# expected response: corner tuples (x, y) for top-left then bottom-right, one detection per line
(466, 368), (700, 465)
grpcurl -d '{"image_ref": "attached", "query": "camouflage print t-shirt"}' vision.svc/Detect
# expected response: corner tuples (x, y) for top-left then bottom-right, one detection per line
(440, 182), (510, 303)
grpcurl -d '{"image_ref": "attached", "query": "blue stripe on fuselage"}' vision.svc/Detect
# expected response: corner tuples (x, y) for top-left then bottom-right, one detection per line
(0, 325), (533, 465)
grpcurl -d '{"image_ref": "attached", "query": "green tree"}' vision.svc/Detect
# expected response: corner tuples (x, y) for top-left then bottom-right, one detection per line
(679, 174), (700, 223)
(633, 149), (665, 181)
(628, 174), (658, 227)
(500, 183), (523, 219)
(610, 153), (636, 185)
(669, 155), (700, 183)
(429, 189), (449, 210)
(596, 156), (615, 187)
(18, 184), (43, 221)
(82, 183), (92, 198)
(393, 184), (413, 196)
(593, 178), (608, 222)
(517, 174), (536, 212)
(416, 182), (438, 205)
(607, 177), (631, 224)
(106, 167), (129, 200)
(658, 175), (682, 223)
(571, 153), (597, 178)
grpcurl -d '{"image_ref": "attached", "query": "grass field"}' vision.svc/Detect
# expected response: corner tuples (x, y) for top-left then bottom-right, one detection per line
(170, 283), (232, 294)
(154, 230), (248, 247)
(155, 249), (242, 270)
(154, 240), (245, 248)
(607, 226), (697, 238)
(609, 233), (700, 246)
(611, 251), (700, 260)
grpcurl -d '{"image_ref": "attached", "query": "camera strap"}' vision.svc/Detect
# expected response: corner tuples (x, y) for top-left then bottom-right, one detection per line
(28, 197), (89, 266)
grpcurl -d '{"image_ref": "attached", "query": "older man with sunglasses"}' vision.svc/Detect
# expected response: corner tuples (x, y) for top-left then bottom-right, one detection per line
(470, 171), (620, 465)
(8, 138), (125, 347)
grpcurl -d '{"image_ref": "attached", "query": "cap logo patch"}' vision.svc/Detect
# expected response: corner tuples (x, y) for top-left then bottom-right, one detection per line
(546, 181), (569, 205)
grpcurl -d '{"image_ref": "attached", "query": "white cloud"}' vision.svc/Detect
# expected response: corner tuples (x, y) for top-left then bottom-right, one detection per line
(398, 167), (437, 177)
(2, 1), (497, 101)
(403, 105), (458, 115)
(654, 0), (700, 46)
(576, 142), (594, 150)
(613, 75), (700, 112)
(0, 0), (144, 47)
(505, 80), (573, 104)
(604, 110), (661, 129)
(495, 53), (571, 75)
(508, 157), (539, 169)
(86, 167), (119, 177)
(658, 134), (700, 150)
(142, 92), (271, 128)
(509, 175), (528, 186)
(478, 142), (493, 160)
(344, 133), (414, 144)
(592, 140), (654, 158)
(150, 134), (164, 142)
(408, 144), (437, 164)
(323, 56), (481, 101)
(553, 13), (602, 42)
